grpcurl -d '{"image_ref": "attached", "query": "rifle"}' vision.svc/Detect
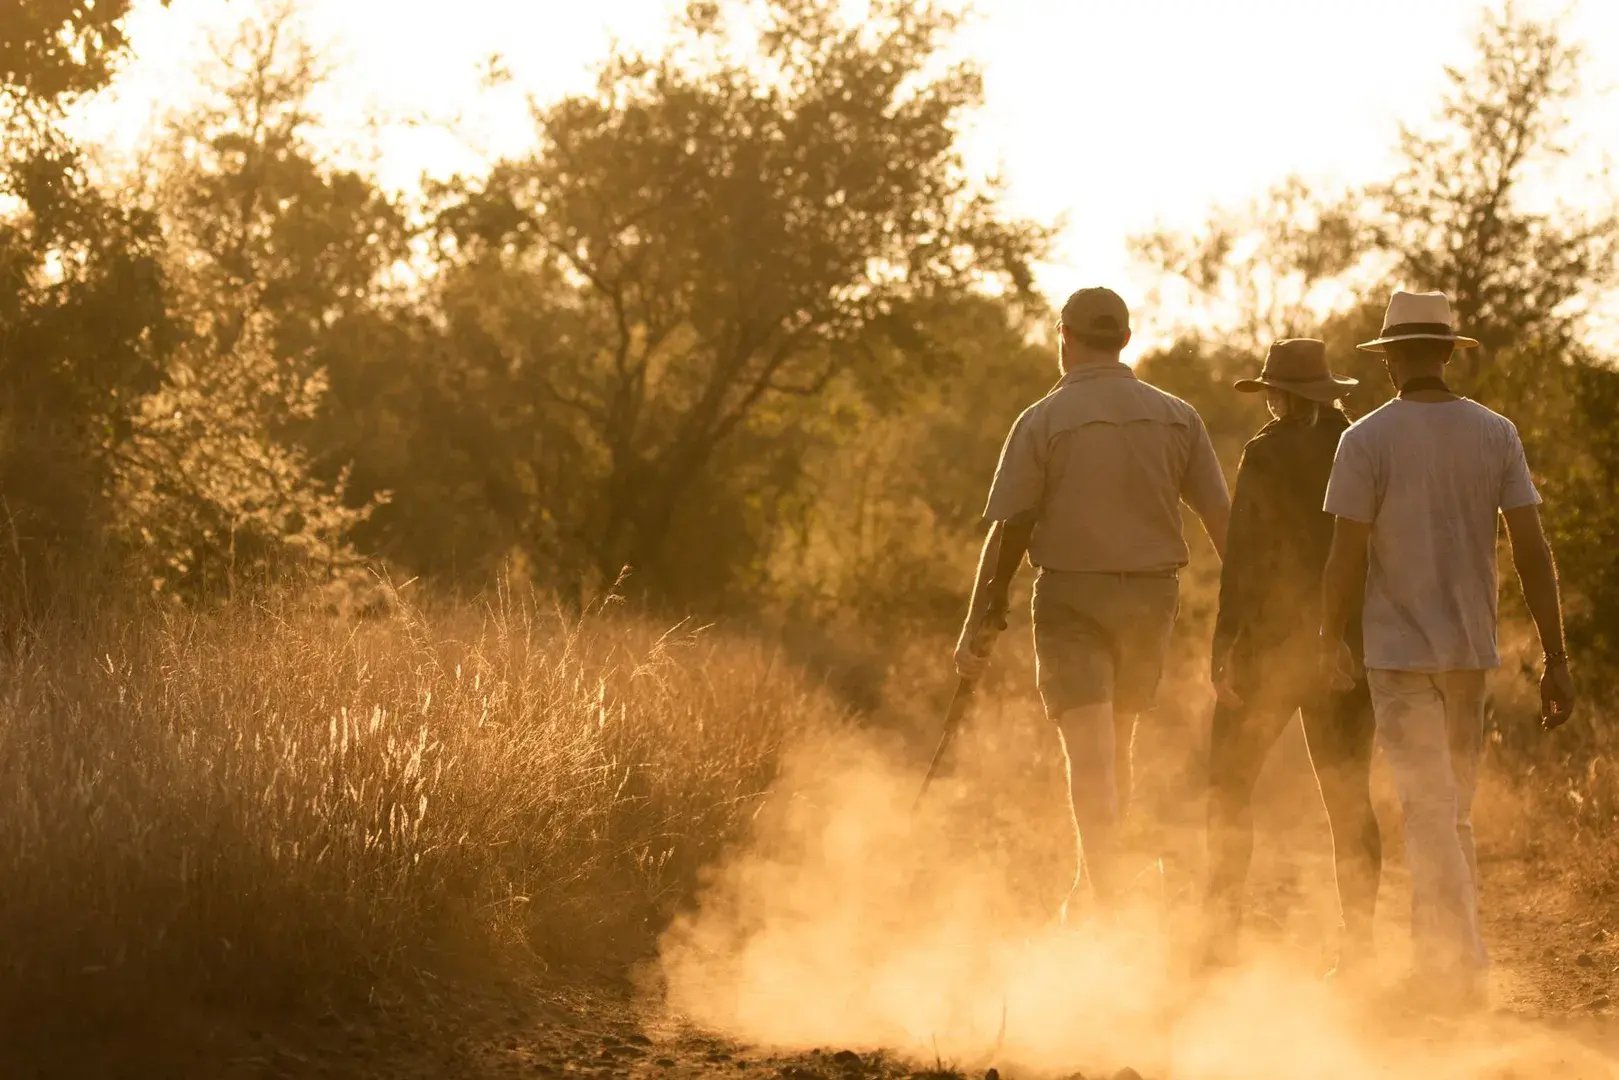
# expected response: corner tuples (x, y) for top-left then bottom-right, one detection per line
(912, 674), (979, 811)
(913, 516), (1029, 810)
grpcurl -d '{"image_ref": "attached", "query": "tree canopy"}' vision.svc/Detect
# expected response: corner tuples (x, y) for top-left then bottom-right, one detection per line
(0, 0), (1615, 673)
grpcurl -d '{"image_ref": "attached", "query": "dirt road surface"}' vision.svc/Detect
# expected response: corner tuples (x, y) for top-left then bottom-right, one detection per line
(20, 843), (1609, 1080)
(12, 720), (1618, 1080)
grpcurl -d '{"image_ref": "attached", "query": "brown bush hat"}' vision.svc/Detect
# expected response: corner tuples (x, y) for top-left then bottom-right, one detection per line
(1233, 338), (1358, 404)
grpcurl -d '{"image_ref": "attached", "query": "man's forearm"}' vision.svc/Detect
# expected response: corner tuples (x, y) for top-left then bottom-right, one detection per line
(1320, 528), (1367, 641)
(963, 523), (1004, 625)
(1515, 539), (1567, 656)
(963, 517), (1034, 626)
(987, 517), (1034, 613)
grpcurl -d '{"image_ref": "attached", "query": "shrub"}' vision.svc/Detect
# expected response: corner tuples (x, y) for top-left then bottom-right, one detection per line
(0, 591), (846, 1019)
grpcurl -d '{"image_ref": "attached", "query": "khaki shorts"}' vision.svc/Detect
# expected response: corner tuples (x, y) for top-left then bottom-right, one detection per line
(1031, 569), (1179, 718)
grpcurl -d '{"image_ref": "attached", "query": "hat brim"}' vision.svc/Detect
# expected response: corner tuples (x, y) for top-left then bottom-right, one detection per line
(1356, 332), (1481, 353)
(1233, 374), (1359, 403)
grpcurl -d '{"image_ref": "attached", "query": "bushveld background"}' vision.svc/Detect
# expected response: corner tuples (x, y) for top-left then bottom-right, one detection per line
(1, 1), (1616, 1076)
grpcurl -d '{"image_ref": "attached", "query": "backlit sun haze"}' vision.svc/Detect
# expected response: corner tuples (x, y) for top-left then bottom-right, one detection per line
(77, 0), (1619, 343)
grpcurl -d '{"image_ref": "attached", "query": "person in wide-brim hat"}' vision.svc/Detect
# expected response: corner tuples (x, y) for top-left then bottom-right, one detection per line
(1319, 285), (1572, 1009)
(1203, 335), (1381, 972)
(1233, 337), (1359, 403)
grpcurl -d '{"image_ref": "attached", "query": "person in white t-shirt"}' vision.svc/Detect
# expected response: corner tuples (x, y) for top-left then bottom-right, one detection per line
(1319, 290), (1575, 1012)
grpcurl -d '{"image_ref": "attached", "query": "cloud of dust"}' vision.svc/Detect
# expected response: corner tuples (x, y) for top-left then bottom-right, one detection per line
(659, 726), (1617, 1079)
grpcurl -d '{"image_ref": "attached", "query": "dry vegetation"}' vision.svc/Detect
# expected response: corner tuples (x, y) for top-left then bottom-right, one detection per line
(5, 588), (1610, 1016)
(0, 587), (1613, 1078)
(0, 591), (851, 1027)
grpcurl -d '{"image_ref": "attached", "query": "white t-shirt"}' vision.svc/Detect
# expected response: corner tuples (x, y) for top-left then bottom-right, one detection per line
(1323, 398), (1541, 672)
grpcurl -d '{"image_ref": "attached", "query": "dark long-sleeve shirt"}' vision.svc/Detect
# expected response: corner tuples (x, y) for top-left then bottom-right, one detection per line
(1212, 408), (1354, 670)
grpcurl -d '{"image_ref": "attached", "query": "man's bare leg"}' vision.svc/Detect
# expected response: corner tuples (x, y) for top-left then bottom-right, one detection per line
(1115, 708), (1137, 826)
(1055, 702), (1124, 909)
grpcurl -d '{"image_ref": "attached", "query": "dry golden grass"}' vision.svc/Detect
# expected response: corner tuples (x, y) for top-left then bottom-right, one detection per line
(2, 574), (1611, 1071)
(1485, 662), (1619, 899)
(0, 590), (848, 1019)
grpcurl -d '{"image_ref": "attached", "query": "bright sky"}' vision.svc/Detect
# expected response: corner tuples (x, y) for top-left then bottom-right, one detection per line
(77, 0), (1619, 341)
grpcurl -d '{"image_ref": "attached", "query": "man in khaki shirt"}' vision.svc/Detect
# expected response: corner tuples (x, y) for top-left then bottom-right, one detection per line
(955, 287), (1229, 913)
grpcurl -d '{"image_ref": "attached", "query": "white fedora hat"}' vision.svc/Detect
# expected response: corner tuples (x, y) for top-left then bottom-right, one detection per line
(1356, 289), (1481, 352)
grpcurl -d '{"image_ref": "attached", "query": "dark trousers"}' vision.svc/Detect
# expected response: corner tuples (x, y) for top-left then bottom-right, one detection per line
(1205, 647), (1382, 950)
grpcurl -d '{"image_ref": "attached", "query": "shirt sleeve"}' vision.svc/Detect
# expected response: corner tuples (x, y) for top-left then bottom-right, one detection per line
(1499, 423), (1542, 511)
(982, 410), (1044, 522)
(1180, 410), (1231, 520)
(1323, 428), (1377, 522)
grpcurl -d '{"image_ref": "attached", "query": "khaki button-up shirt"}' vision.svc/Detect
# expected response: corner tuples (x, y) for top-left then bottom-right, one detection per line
(983, 362), (1229, 573)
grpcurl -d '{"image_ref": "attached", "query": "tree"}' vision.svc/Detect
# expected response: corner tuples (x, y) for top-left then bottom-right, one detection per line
(0, 122), (176, 614)
(156, 4), (407, 363)
(1373, 4), (1615, 368)
(104, 4), (392, 598)
(437, 0), (1045, 598)
(112, 308), (371, 597)
(1133, 177), (1373, 355)
(0, 0), (166, 106)
(327, 253), (610, 590)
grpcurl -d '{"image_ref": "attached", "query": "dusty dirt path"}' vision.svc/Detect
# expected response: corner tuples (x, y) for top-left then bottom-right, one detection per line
(432, 841), (1619, 1080)
(451, 686), (1619, 1079)
(19, 744), (1616, 1079)
(23, 845), (1614, 1079)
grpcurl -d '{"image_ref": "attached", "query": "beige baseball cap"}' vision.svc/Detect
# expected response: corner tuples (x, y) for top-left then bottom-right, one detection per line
(1059, 287), (1130, 341)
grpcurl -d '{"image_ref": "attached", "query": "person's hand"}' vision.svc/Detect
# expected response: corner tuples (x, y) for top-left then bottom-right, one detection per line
(1318, 635), (1359, 694)
(1212, 647), (1244, 707)
(1540, 656), (1575, 730)
(953, 636), (991, 680)
(953, 605), (1007, 681)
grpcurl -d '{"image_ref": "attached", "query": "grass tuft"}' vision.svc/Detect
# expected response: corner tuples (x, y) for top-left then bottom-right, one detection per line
(0, 590), (845, 1020)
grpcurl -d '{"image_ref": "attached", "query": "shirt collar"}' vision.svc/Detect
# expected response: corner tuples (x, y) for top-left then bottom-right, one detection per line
(1055, 361), (1137, 390)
